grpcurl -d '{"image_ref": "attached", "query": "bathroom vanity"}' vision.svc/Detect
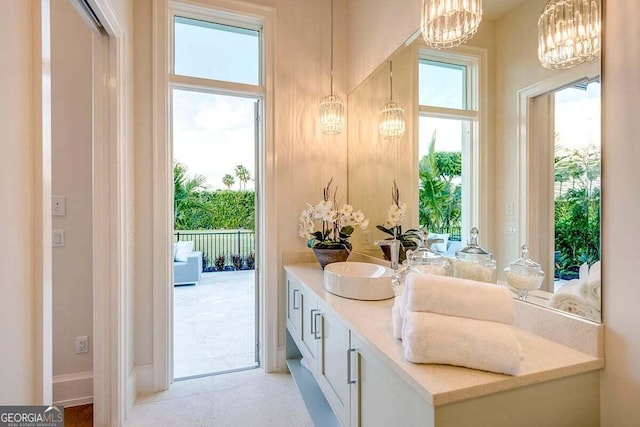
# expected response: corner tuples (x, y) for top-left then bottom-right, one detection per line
(285, 263), (603, 427)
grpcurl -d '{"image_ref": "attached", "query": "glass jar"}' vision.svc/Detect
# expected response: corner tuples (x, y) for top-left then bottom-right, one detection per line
(405, 228), (451, 276)
(452, 227), (497, 283)
(504, 244), (545, 300)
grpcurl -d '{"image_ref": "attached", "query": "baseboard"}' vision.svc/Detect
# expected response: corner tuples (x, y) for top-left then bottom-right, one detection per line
(53, 371), (93, 407)
(127, 368), (136, 413)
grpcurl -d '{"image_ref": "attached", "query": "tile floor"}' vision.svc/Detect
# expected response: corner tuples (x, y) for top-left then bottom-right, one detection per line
(125, 368), (312, 426)
(174, 270), (257, 378)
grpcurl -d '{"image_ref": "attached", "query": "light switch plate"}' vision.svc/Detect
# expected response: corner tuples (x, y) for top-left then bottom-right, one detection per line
(52, 196), (66, 216)
(52, 229), (65, 247)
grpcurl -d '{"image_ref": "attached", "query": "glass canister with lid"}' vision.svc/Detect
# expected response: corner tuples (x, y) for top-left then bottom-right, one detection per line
(452, 227), (497, 283)
(504, 244), (545, 300)
(405, 228), (451, 276)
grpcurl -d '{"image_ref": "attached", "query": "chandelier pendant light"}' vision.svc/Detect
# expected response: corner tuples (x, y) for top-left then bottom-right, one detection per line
(319, 0), (345, 135)
(379, 61), (406, 140)
(538, 0), (601, 70)
(421, 0), (483, 49)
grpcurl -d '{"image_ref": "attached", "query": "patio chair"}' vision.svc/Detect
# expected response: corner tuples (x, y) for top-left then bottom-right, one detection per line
(174, 241), (202, 285)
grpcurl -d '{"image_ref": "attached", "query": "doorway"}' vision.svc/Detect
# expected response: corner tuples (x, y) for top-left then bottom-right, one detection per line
(172, 89), (260, 379)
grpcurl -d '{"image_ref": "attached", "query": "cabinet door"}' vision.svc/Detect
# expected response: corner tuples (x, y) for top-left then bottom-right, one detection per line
(350, 334), (434, 427)
(299, 287), (319, 366)
(318, 306), (351, 427)
(286, 274), (301, 340)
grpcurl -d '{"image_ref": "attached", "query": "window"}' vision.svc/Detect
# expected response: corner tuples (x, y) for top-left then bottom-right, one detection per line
(174, 17), (260, 85)
(418, 52), (480, 243)
(419, 60), (467, 109)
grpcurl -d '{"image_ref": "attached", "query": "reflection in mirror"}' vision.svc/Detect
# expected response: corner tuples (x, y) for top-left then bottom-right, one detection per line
(521, 76), (601, 322)
(347, 0), (602, 322)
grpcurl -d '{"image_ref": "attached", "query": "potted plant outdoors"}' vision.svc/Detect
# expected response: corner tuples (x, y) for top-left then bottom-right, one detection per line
(299, 178), (369, 269)
(376, 180), (420, 263)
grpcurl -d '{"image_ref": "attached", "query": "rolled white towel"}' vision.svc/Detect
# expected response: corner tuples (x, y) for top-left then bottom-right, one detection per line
(392, 295), (405, 339)
(404, 272), (515, 325)
(551, 281), (601, 322)
(402, 311), (522, 375)
(583, 261), (601, 301)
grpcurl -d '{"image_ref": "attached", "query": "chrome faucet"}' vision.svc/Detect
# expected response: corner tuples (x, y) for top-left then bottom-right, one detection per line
(375, 238), (400, 271)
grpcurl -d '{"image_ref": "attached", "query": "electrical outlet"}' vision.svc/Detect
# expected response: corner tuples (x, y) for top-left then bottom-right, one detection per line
(363, 230), (371, 244)
(75, 336), (89, 354)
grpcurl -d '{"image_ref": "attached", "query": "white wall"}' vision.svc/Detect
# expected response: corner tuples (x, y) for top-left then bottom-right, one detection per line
(51, 0), (94, 397)
(600, 0), (640, 423)
(346, 0), (420, 92)
(0, 0), (38, 404)
(133, 0), (154, 369)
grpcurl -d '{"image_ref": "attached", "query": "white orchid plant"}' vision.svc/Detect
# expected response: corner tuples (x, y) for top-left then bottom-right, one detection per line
(299, 179), (369, 250)
(376, 180), (420, 248)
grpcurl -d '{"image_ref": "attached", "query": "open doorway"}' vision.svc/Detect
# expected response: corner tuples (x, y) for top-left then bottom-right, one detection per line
(172, 91), (260, 379)
(170, 15), (262, 380)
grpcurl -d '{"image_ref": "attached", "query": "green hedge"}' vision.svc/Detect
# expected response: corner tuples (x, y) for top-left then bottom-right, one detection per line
(175, 190), (255, 230)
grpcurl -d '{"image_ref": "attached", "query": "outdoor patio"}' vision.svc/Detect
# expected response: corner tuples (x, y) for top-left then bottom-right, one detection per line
(173, 270), (257, 379)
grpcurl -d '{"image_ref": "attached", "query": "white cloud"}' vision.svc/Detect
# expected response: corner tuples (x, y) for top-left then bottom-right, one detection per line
(173, 90), (256, 190)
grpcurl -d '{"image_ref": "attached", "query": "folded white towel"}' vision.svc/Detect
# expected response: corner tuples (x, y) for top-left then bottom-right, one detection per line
(404, 272), (515, 325)
(550, 280), (601, 322)
(402, 311), (522, 375)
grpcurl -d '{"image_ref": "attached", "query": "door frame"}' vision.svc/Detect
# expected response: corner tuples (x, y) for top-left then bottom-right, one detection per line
(171, 89), (263, 379)
(152, 0), (277, 392)
(70, 0), (129, 425)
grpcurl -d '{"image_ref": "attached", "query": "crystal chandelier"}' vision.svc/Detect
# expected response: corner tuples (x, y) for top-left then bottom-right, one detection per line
(319, 0), (345, 135)
(538, 0), (601, 70)
(379, 61), (405, 140)
(421, 0), (483, 49)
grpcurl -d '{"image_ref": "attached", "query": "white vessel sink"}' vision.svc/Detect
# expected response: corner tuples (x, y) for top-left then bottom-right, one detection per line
(323, 262), (395, 301)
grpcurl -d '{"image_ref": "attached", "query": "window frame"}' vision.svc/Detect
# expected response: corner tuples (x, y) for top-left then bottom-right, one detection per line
(168, 2), (265, 98)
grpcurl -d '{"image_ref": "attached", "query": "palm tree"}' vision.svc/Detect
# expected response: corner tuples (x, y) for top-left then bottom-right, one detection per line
(222, 174), (235, 190)
(418, 131), (462, 234)
(174, 162), (210, 229)
(234, 164), (251, 190)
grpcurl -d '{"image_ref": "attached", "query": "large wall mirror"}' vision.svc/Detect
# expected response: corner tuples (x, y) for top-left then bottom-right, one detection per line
(347, 0), (602, 322)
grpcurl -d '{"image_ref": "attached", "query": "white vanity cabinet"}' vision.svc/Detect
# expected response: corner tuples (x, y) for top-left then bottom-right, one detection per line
(286, 268), (429, 426)
(316, 306), (351, 426)
(350, 333), (433, 426)
(285, 264), (602, 427)
(299, 286), (319, 367)
(287, 270), (351, 426)
(286, 274), (301, 340)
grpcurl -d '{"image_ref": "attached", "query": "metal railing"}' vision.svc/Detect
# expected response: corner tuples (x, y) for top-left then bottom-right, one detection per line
(175, 230), (255, 270)
(429, 226), (462, 241)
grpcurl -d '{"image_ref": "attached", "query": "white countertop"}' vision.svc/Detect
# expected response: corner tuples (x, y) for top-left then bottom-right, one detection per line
(284, 263), (604, 407)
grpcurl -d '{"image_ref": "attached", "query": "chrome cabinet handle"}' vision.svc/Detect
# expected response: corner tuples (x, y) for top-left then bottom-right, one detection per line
(314, 312), (323, 340)
(347, 348), (358, 384)
(292, 289), (300, 310)
(310, 309), (318, 335)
